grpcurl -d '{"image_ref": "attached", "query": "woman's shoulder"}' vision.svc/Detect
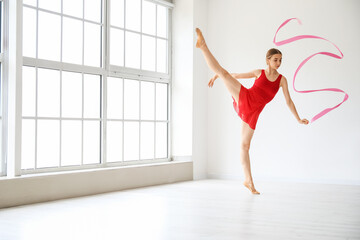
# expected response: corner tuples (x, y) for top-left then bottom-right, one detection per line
(279, 74), (288, 87)
(280, 74), (287, 81)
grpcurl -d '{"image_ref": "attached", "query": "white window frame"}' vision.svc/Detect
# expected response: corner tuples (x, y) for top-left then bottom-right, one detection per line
(0, 0), (5, 177)
(15, 0), (174, 175)
(107, 0), (172, 80)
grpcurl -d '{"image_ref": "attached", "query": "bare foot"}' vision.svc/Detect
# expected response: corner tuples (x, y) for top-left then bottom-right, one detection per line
(243, 181), (260, 195)
(195, 28), (206, 48)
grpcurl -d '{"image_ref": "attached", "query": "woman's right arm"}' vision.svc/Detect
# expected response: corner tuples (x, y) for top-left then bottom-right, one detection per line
(231, 69), (261, 79)
(208, 69), (261, 88)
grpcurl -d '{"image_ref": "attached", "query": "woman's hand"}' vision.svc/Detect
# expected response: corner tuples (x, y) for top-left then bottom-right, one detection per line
(298, 119), (309, 125)
(208, 74), (218, 88)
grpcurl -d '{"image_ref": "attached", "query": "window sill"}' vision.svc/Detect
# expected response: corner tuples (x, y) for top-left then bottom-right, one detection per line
(0, 157), (193, 208)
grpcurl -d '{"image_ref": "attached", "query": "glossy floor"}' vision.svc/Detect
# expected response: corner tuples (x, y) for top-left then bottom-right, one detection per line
(0, 179), (359, 240)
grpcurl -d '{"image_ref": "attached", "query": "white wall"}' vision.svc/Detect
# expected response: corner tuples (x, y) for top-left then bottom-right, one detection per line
(192, 0), (209, 180)
(172, 0), (209, 179)
(204, 0), (360, 184)
(172, 0), (193, 158)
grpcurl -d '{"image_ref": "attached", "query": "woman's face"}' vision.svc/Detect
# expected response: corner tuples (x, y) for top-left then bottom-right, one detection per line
(267, 54), (282, 69)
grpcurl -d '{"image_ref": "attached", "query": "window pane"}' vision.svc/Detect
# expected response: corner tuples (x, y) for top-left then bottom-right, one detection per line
(38, 68), (60, 117)
(156, 39), (167, 73)
(141, 81), (154, 120)
(38, 11), (61, 61)
(156, 83), (167, 120)
(21, 119), (36, 170)
(22, 66), (36, 117)
(157, 5), (167, 38)
(124, 79), (139, 120)
(110, 28), (124, 66)
(84, 0), (102, 23)
(62, 71), (82, 118)
(124, 122), (139, 161)
(23, 7), (36, 58)
(61, 120), (82, 166)
(63, 0), (83, 18)
(84, 74), (101, 118)
(83, 121), (100, 164)
(125, 32), (140, 69)
(39, 0), (61, 13)
(125, 0), (140, 32)
(142, 1), (155, 35)
(23, 0), (37, 6)
(141, 36), (155, 71)
(107, 77), (123, 119)
(37, 120), (60, 168)
(63, 17), (83, 65)
(110, 0), (124, 27)
(155, 122), (167, 158)
(84, 23), (101, 67)
(107, 121), (122, 162)
(140, 122), (154, 160)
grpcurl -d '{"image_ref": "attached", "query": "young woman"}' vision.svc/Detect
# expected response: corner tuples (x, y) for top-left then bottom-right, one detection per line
(196, 28), (309, 194)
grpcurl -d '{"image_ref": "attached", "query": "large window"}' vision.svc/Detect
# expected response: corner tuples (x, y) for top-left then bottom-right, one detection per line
(21, 0), (172, 174)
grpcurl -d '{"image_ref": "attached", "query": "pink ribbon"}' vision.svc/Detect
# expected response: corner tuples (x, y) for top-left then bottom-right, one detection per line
(273, 18), (349, 123)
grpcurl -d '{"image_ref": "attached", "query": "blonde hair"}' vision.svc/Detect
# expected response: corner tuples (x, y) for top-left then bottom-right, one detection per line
(266, 48), (282, 59)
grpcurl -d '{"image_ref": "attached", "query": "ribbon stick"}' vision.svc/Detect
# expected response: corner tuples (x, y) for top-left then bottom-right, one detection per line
(273, 18), (349, 123)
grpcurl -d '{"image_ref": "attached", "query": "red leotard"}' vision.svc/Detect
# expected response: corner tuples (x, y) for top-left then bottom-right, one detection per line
(232, 69), (282, 130)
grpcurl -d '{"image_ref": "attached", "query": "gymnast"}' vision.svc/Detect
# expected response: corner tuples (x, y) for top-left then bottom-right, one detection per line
(195, 28), (309, 194)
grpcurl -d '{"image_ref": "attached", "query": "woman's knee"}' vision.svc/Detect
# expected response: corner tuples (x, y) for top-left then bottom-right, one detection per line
(241, 142), (251, 152)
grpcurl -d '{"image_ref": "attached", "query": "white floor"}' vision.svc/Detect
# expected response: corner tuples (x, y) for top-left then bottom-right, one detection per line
(0, 179), (359, 240)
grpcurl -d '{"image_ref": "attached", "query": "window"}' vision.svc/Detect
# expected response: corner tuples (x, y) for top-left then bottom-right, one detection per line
(20, 0), (172, 174)
(22, 0), (103, 173)
(0, 0), (4, 176)
(109, 0), (169, 75)
(106, 77), (168, 162)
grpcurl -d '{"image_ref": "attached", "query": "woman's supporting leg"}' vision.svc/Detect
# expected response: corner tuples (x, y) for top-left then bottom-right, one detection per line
(196, 28), (242, 104)
(240, 121), (260, 194)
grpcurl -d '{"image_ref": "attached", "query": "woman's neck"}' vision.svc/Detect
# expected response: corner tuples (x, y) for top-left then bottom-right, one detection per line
(266, 66), (278, 76)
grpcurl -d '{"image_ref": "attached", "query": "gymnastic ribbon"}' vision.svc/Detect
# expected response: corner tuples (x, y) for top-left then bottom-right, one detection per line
(273, 18), (349, 123)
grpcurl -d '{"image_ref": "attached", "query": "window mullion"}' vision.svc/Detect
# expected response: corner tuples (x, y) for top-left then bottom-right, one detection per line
(122, 78), (124, 162)
(81, 73), (84, 165)
(105, 0), (110, 71)
(139, 80), (141, 160)
(7, 0), (22, 176)
(34, 0), (39, 170)
(139, 0), (142, 161)
(102, 0), (109, 166)
(154, 82), (156, 160)
(81, 0), (85, 167)
(60, 0), (63, 63)
(155, 4), (157, 72)
(59, 0), (63, 168)
(82, 0), (85, 66)
(167, 6), (171, 160)
(123, 0), (126, 67)
(35, 67), (38, 169)
(59, 70), (62, 168)
(140, 0), (142, 71)
(122, 0), (125, 163)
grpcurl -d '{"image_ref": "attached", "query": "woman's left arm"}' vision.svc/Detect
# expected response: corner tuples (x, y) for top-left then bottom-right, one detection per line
(280, 76), (309, 125)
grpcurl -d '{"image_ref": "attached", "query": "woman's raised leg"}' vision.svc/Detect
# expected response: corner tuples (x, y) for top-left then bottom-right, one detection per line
(240, 121), (260, 194)
(196, 28), (242, 104)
